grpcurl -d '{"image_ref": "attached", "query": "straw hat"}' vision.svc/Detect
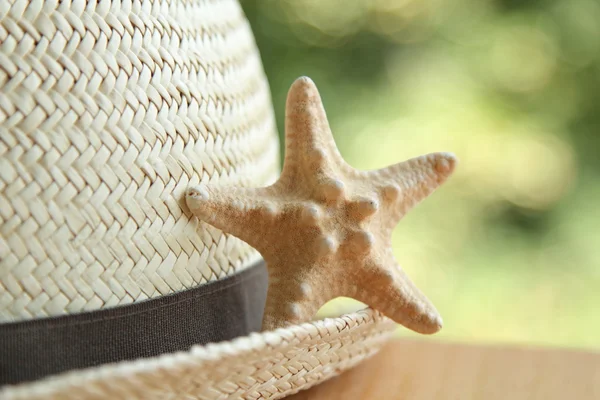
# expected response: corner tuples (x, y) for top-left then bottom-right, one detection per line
(0, 0), (398, 398)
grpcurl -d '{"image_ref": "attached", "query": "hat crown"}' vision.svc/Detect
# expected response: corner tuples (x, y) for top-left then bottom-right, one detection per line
(0, 0), (280, 322)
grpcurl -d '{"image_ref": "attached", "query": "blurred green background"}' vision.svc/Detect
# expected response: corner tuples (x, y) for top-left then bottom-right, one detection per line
(241, 0), (600, 349)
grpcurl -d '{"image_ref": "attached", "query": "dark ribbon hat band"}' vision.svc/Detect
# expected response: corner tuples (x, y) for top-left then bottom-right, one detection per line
(0, 260), (268, 386)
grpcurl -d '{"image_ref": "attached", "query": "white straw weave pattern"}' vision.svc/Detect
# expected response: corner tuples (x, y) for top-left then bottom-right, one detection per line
(0, 0), (280, 322)
(1, 309), (396, 400)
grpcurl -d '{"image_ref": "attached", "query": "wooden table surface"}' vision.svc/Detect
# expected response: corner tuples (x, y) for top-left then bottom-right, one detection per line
(289, 339), (600, 399)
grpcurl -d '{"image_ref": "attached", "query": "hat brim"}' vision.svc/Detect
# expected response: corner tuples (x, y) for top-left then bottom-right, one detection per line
(2, 309), (395, 400)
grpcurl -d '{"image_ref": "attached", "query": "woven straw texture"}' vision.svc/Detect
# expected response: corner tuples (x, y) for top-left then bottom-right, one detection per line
(0, 0), (280, 322)
(1, 308), (396, 400)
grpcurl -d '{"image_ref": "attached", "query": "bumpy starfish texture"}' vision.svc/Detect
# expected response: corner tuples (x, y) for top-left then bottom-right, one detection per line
(187, 77), (457, 334)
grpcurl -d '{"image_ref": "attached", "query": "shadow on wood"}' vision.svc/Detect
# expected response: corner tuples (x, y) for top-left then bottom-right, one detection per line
(288, 339), (600, 399)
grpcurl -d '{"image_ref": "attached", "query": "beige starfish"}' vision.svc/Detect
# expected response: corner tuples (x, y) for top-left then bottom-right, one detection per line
(187, 77), (457, 334)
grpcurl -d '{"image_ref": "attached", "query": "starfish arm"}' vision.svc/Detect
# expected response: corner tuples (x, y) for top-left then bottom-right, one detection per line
(186, 184), (279, 249)
(280, 77), (349, 183)
(353, 255), (443, 334)
(261, 270), (325, 331)
(371, 152), (457, 229)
